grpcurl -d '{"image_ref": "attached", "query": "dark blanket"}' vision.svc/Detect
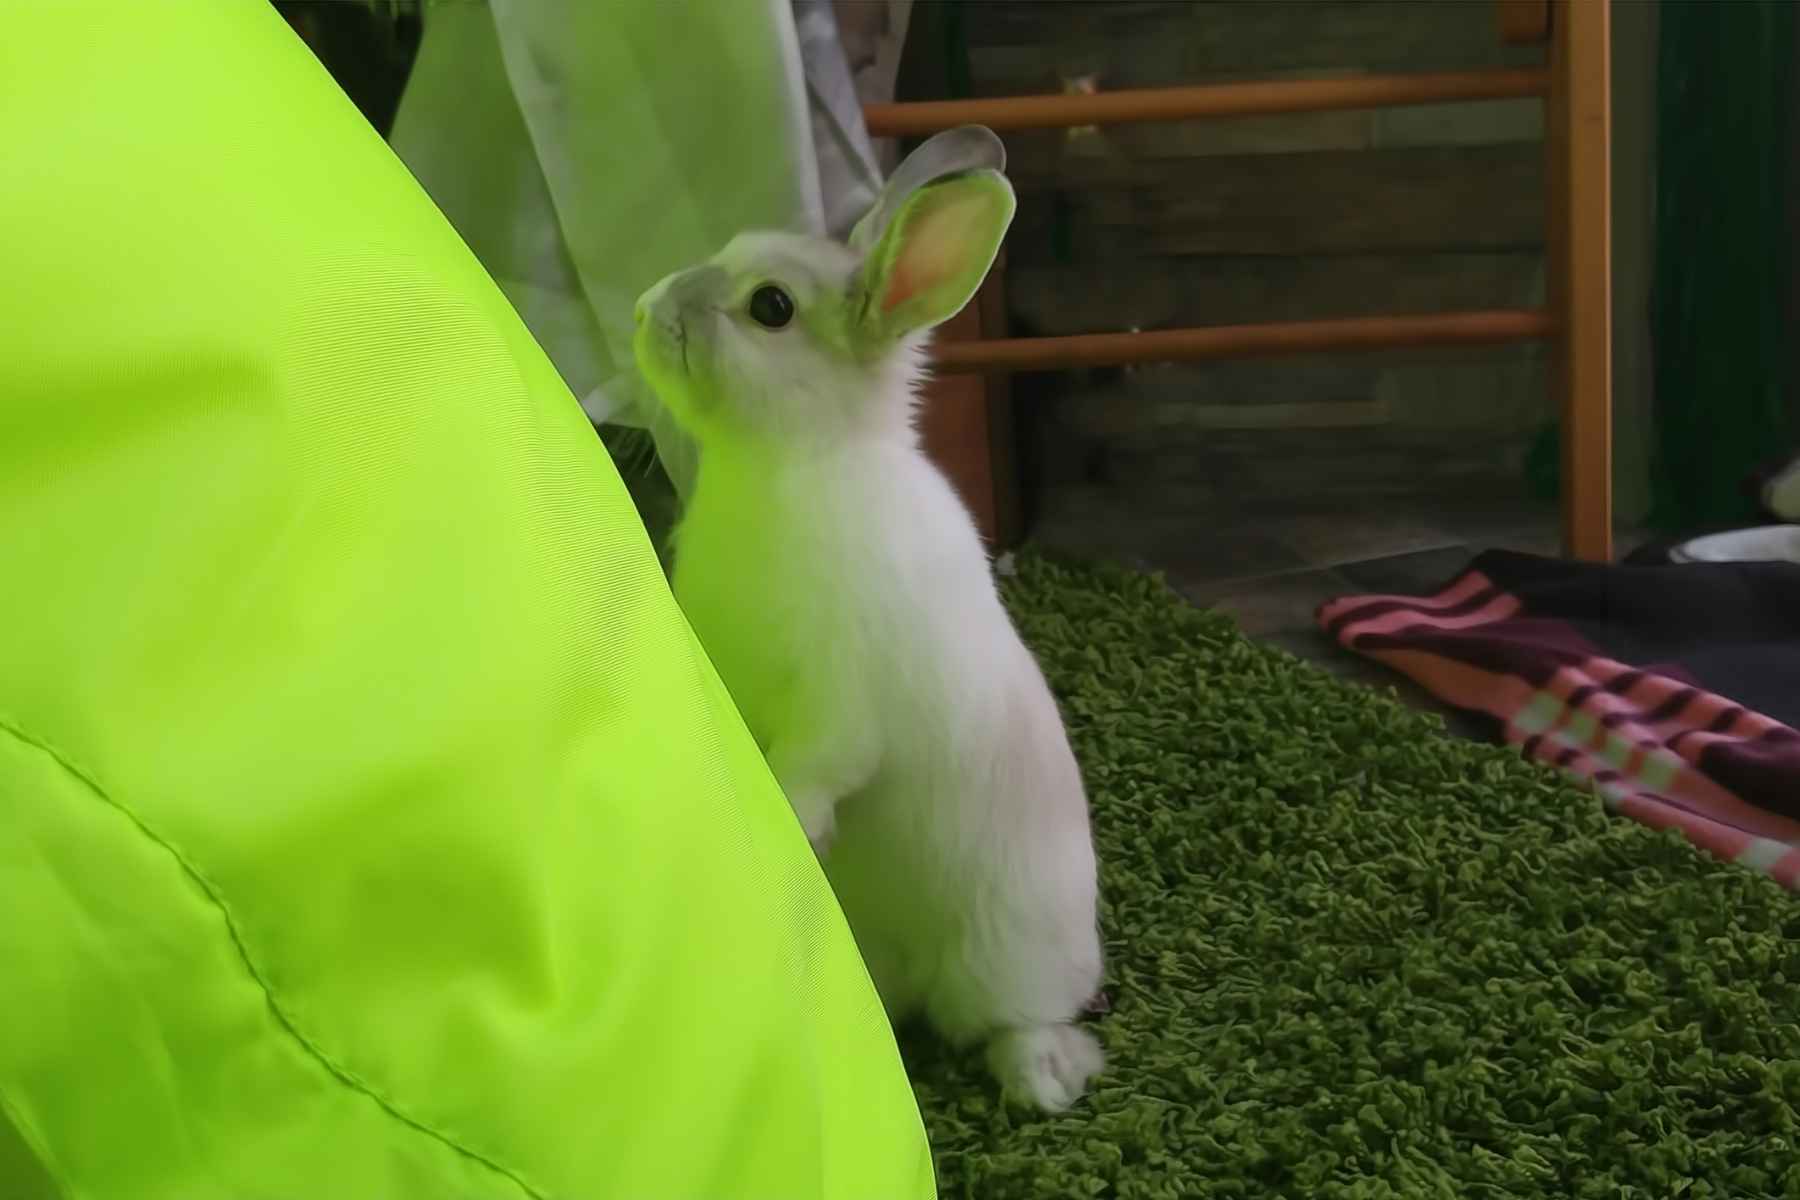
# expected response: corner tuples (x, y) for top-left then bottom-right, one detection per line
(1320, 550), (1800, 887)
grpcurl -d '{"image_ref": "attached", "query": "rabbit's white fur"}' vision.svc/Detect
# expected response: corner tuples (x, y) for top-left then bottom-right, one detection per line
(633, 163), (1104, 1111)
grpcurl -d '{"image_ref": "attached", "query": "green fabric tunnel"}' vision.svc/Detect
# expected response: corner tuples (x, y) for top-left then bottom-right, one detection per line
(0, 2), (933, 1197)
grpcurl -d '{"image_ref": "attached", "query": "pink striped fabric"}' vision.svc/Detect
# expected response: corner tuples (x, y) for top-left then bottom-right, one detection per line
(1321, 557), (1800, 889)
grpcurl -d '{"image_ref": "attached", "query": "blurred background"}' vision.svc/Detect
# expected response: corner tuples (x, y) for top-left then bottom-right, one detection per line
(274, 0), (1794, 671)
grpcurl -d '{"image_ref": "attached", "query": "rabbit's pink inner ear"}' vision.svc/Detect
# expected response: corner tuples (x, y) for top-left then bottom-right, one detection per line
(880, 197), (986, 314)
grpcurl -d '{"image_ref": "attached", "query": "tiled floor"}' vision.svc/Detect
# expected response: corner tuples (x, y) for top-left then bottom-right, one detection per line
(1030, 480), (1622, 738)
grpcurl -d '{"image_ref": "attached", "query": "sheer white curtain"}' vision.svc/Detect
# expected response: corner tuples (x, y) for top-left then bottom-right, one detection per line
(388, 0), (910, 496)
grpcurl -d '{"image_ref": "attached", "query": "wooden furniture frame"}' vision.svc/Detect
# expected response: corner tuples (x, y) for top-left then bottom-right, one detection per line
(870, 0), (1612, 561)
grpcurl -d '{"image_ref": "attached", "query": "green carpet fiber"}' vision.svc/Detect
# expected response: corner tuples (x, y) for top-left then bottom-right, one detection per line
(903, 553), (1800, 1199)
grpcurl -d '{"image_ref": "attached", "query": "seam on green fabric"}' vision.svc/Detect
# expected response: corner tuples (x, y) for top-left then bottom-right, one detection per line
(0, 1086), (70, 1200)
(0, 718), (547, 1200)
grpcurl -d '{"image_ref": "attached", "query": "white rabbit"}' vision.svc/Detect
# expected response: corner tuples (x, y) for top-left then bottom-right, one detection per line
(633, 128), (1104, 1112)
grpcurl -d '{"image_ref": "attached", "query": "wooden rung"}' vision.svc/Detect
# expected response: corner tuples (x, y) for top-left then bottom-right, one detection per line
(1496, 0), (1552, 45)
(863, 68), (1549, 137)
(928, 309), (1555, 374)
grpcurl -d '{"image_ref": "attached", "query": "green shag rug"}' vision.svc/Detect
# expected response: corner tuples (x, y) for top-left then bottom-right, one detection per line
(903, 553), (1800, 1199)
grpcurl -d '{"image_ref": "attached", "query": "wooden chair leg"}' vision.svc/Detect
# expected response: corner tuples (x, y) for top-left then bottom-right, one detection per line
(917, 256), (1019, 551)
(1546, 0), (1614, 561)
(917, 303), (1000, 546)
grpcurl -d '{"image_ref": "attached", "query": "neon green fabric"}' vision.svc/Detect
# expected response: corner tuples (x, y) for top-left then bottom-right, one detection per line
(0, 3), (932, 1197)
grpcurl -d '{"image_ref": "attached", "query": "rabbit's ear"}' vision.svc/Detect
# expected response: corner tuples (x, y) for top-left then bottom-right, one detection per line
(847, 125), (1007, 255)
(855, 169), (1015, 342)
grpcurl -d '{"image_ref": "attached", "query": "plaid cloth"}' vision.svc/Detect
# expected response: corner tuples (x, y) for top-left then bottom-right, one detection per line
(1320, 550), (1800, 887)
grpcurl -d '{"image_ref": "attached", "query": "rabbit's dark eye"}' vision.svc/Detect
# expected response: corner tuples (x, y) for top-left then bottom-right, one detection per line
(748, 284), (795, 329)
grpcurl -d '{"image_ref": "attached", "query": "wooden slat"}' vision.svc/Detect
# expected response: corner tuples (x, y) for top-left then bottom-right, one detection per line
(916, 294), (999, 541)
(1005, 253), (1546, 337)
(1496, 0), (1552, 46)
(863, 68), (1548, 137)
(1545, 0), (1613, 561)
(928, 309), (1555, 374)
(1008, 144), (1543, 257)
(976, 253), (1023, 549)
(968, 2), (1546, 71)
